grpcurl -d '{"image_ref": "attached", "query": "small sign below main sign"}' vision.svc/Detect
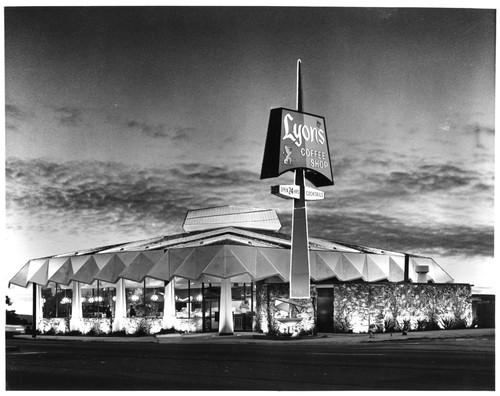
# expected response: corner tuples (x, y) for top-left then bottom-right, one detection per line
(304, 186), (325, 200)
(271, 185), (300, 200)
(271, 185), (325, 201)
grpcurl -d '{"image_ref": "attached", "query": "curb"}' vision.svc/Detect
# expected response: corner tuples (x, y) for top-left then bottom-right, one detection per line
(6, 346), (20, 352)
(13, 335), (159, 343)
(10, 329), (494, 344)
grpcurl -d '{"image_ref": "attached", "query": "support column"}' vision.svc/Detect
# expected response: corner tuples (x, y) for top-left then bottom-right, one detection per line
(404, 254), (410, 282)
(112, 278), (127, 332)
(55, 283), (59, 318)
(290, 169), (310, 298)
(218, 278), (234, 335)
(35, 284), (43, 325)
(32, 283), (43, 337)
(162, 279), (176, 329)
(70, 281), (83, 332)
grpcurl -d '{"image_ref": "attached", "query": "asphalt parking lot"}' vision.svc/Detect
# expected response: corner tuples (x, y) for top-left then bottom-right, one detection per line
(6, 328), (494, 390)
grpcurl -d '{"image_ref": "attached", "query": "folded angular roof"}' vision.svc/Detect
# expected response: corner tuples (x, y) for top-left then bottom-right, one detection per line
(9, 206), (454, 288)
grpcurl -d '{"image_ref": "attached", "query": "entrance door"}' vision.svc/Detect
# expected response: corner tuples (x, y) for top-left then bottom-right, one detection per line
(317, 287), (334, 332)
(232, 283), (254, 332)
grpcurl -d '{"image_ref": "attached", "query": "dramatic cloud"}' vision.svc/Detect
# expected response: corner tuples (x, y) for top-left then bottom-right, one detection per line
(6, 104), (30, 120)
(304, 210), (493, 259)
(6, 156), (493, 262)
(384, 164), (484, 194)
(53, 106), (83, 126)
(126, 120), (169, 138)
(5, 157), (277, 240)
(171, 127), (197, 142)
(462, 123), (496, 148)
(307, 145), (493, 259)
(333, 149), (493, 205)
(6, 122), (18, 131)
(124, 119), (198, 140)
(5, 103), (33, 131)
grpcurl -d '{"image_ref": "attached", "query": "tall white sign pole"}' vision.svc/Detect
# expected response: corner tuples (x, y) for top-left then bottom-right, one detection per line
(289, 59), (310, 299)
(263, 60), (332, 297)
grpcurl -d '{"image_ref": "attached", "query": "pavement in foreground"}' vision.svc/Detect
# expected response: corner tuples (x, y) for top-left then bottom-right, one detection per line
(7, 328), (494, 390)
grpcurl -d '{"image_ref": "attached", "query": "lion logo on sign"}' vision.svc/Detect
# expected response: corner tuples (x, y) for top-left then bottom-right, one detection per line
(283, 145), (293, 165)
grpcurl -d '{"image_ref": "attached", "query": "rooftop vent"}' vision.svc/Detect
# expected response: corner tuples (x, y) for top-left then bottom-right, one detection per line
(182, 206), (282, 232)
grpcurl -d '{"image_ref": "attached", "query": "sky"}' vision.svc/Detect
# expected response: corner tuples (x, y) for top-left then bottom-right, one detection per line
(3, 5), (496, 314)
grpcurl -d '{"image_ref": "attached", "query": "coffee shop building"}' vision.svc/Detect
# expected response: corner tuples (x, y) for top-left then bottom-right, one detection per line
(8, 206), (472, 336)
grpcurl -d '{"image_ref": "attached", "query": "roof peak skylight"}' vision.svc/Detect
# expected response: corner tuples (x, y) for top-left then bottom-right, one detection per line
(182, 206), (282, 232)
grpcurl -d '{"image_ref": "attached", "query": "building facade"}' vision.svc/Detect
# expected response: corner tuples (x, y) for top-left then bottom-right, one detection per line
(9, 206), (471, 336)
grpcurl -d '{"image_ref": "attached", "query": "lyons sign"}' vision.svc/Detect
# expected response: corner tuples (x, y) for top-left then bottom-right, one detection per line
(261, 108), (334, 187)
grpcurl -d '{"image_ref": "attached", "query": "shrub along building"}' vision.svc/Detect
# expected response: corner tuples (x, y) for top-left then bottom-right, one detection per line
(8, 206), (471, 336)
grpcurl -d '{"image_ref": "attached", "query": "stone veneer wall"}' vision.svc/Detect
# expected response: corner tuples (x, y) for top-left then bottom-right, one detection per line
(333, 283), (472, 333)
(257, 282), (472, 334)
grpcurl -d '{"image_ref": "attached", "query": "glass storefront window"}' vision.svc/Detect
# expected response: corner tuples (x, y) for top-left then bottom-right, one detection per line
(41, 282), (73, 318)
(81, 280), (113, 318)
(171, 280), (256, 332)
(39, 279), (256, 331)
(124, 278), (166, 317)
(144, 278), (164, 317)
(174, 278), (202, 319)
(124, 279), (143, 317)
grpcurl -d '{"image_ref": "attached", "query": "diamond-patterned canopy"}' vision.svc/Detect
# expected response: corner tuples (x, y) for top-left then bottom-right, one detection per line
(9, 227), (454, 288)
